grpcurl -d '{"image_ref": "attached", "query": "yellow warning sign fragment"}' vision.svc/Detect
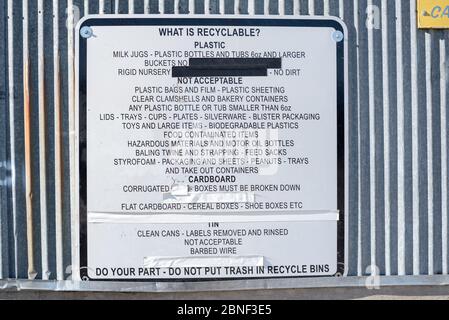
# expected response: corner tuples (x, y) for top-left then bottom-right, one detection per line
(418, 0), (449, 29)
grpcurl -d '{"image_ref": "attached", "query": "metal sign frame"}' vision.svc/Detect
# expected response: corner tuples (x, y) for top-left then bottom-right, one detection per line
(75, 15), (348, 282)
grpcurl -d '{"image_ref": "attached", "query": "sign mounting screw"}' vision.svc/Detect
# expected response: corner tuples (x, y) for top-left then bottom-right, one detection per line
(80, 26), (93, 39)
(332, 30), (344, 42)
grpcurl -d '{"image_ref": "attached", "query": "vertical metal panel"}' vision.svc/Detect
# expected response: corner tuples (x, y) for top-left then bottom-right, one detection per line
(0, 0), (8, 279)
(340, 0), (357, 277)
(53, 0), (64, 281)
(374, 0), (386, 276)
(279, 0), (285, 15)
(380, 0), (389, 276)
(16, 0), (28, 280)
(159, 0), (165, 13)
(425, 31), (434, 275)
(67, 0), (76, 282)
(1, 0), (449, 282)
(308, 0), (314, 14)
(441, 37), (448, 275)
(22, 0), (36, 280)
(99, 0), (105, 14)
(264, 0), (269, 15)
(4, 0), (17, 277)
(353, 0), (363, 276)
(409, 0), (420, 276)
(323, 0), (329, 15)
(248, 0), (254, 15)
(395, 0), (406, 276)
(293, 0), (300, 15)
(84, 0), (90, 15)
(37, 0), (49, 281)
(367, 0), (376, 270)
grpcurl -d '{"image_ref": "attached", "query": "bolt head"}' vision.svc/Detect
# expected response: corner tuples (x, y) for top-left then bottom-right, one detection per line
(80, 26), (93, 38)
(332, 30), (344, 42)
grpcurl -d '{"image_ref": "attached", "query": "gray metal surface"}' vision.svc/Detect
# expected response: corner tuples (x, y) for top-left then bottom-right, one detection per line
(4, 279), (449, 299)
(0, 0), (449, 289)
(3, 275), (449, 292)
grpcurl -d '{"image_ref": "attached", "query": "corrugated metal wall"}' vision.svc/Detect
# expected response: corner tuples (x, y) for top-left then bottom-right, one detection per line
(0, 0), (448, 283)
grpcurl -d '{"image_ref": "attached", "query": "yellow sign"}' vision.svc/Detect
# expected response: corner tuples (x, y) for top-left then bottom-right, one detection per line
(418, 0), (449, 28)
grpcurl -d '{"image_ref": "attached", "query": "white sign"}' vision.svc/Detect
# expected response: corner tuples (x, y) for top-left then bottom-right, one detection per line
(76, 16), (347, 281)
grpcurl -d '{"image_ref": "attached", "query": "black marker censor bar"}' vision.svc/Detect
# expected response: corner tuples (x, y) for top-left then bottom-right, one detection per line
(173, 57), (282, 78)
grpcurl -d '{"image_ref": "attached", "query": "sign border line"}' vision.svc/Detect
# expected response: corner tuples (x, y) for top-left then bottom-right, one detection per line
(77, 16), (347, 282)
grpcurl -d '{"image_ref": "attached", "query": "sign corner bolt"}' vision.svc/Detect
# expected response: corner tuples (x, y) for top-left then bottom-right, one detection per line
(332, 30), (344, 43)
(80, 26), (93, 39)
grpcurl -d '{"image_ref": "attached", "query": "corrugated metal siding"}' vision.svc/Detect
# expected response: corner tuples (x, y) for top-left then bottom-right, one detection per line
(0, 0), (448, 282)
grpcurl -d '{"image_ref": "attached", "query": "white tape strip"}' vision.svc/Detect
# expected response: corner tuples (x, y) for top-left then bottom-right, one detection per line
(143, 255), (265, 268)
(163, 192), (255, 204)
(87, 211), (340, 224)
